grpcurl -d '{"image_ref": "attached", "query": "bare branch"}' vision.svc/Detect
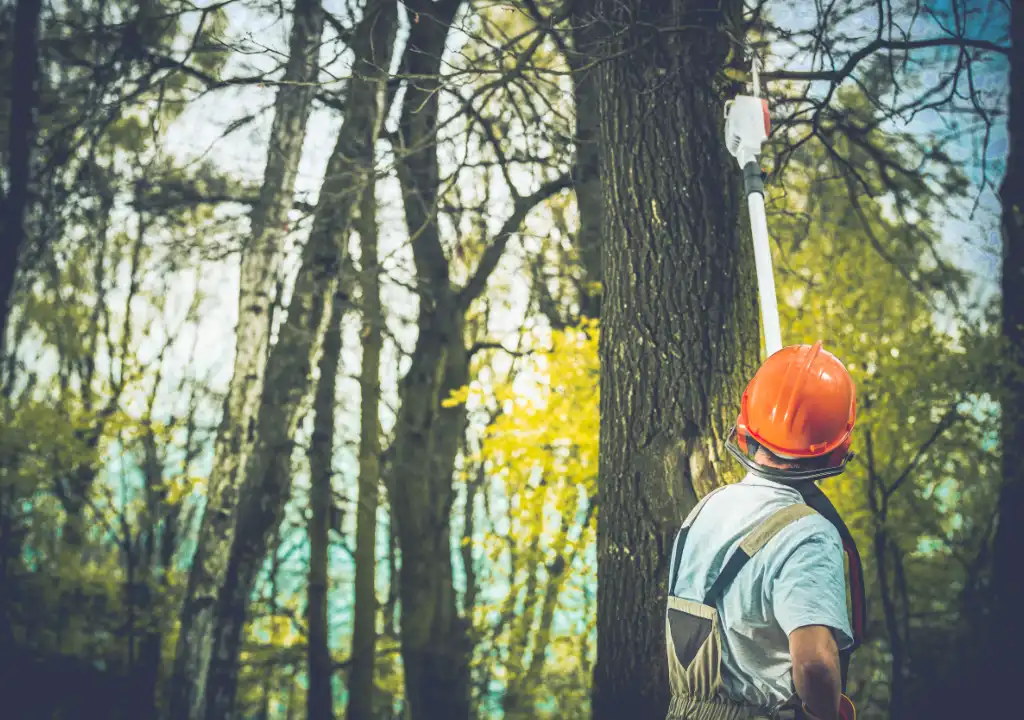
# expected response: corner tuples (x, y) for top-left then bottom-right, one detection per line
(457, 173), (572, 310)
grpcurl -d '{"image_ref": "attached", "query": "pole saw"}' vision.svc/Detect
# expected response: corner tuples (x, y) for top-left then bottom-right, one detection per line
(723, 59), (861, 720)
(724, 57), (783, 357)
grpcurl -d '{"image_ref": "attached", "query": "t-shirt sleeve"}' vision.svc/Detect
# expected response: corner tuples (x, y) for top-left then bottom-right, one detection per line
(769, 520), (855, 651)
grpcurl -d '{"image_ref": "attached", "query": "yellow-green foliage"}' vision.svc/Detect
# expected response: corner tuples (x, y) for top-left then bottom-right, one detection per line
(446, 320), (598, 716)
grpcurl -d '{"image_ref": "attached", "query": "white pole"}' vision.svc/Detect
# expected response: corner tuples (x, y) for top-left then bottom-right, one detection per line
(746, 190), (783, 356)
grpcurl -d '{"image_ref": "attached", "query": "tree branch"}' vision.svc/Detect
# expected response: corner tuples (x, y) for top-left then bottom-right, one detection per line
(761, 37), (1009, 84)
(884, 404), (962, 500)
(456, 173), (572, 310)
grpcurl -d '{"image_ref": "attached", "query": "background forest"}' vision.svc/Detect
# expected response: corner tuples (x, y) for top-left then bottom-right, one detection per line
(0, 0), (1019, 719)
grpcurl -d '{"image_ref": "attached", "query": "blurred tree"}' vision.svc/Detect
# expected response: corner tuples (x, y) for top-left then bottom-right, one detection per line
(0, 0), (43, 357)
(347, 163), (383, 718)
(169, 0), (326, 715)
(991, 0), (1024, 711)
(198, 2), (397, 716)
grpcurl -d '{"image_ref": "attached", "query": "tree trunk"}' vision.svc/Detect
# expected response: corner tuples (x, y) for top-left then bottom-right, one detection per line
(502, 539), (543, 718)
(199, 4), (396, 717)
(992, 0), (1024, 706)
(167, 2), (325, 717)
(588, 0), (759, 717)
(347, 166), (383, 719)
(389, 4), (570, 716)
(307, 288), (345, 720)
(387, 3), (470, 719)
(0, 0), (42, 357)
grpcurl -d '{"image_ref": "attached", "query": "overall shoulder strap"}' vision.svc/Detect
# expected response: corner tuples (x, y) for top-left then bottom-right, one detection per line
(795, 484), (868, 649)
(792, 482), (867, 695)
(702, 503), (817, 607)
(668, 485), (731, 592)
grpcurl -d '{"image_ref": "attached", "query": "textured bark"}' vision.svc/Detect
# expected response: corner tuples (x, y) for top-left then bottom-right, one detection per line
(307, 289), (345, 720)
(589, 0), (759, 717)
(167, 2), (325, 717)
(347, 170), (383, 719)
(992, 0), (1024, 705)
(0, 0), (42, 357)
(199, 4), (396, 718)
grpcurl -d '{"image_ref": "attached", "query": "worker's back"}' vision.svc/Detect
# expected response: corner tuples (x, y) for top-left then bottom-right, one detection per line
(668, 474), (854, 711)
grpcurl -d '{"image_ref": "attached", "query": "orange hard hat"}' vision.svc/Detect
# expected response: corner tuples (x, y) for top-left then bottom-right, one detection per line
(735, 341), (856, 468)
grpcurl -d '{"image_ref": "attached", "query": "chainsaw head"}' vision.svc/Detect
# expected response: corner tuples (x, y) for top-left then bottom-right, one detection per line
(724, 95), (770, 168)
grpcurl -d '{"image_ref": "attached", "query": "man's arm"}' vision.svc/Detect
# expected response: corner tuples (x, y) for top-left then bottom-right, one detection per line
(768, 519), (854, 719)
(789, 625), (841, 720)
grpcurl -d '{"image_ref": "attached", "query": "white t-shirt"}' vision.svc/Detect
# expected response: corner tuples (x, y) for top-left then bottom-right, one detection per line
(668, 474), (854, 709)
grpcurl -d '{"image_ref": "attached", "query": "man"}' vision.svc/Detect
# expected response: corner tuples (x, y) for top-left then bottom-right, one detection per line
(665, 341), (865, 720)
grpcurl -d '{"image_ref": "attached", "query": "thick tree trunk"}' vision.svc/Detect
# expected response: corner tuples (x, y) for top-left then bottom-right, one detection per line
(307, 289), (345, 720)
(0, 0), (42, 357)
(199, 4), (396, 718)
(167, 2), (325, 717)
(347, 170), (383, 719)
(588, 0), (759, 717)
(992, 0), (1024, 706)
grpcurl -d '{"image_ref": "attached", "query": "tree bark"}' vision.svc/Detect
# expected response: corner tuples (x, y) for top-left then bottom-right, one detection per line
(199, 4), (396, 717)
(0, 0), (42, 357)
(168, 2), (325, 717)
(588, 0), (759, 717)
(992, 0), (1024, 707)
(307, 288), (345, 720)
(347, 165), (383, 719)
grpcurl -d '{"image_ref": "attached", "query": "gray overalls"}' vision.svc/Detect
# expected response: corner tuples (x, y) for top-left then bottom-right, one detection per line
(665, 488), (852, 720)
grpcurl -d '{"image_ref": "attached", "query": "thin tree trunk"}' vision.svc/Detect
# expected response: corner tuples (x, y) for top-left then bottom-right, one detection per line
(874, 530), (903, 716)
(168, 2), (325, 717)
(200, 4), (396, 717)
(347, 164), (383, 720)
(992, 0), (1024, 706)
(567, 5), (603, 319)
(460, 466), (482, 617)
(864, 429), (903, 717)
(522, 509), (580, 690)
(588, 0), (759, 717)
(307, 288), (345, 720)
(387, 3), (468, 719)
(0, 0), (42, 356)
(385, 507), (398, 637)
(504, 508), (578, 719)
(388, 4), (570, 717)
(503, 539), (543, 717)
